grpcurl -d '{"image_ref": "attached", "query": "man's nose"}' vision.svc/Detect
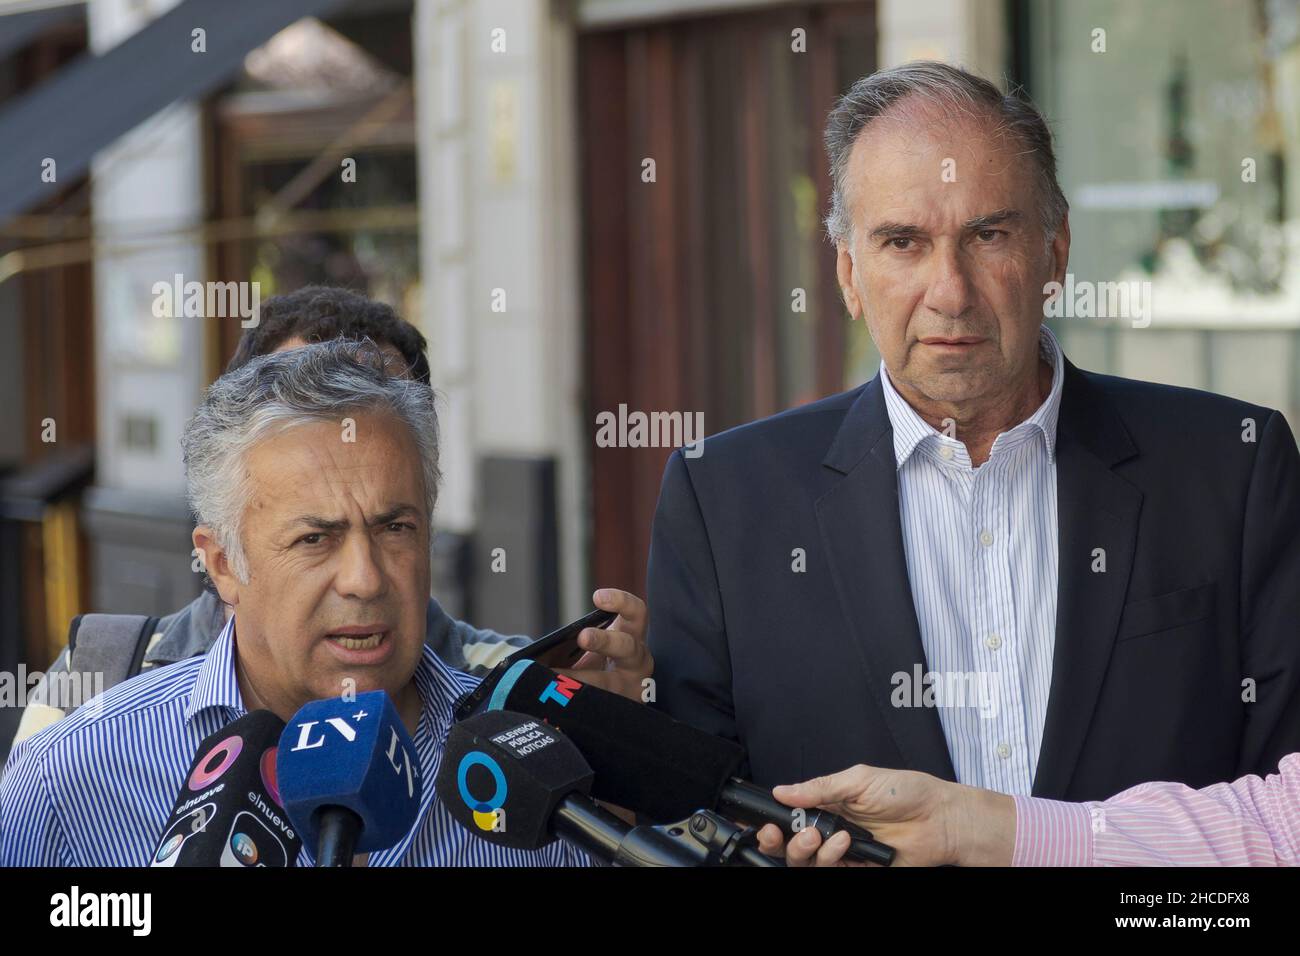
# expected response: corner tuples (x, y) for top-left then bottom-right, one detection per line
(921, 243), (976, 320)
(333, 533), (386, 601)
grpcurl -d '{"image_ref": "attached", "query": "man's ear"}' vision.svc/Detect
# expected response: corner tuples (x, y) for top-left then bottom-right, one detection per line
(1050, 212), (1071, 286)
(836, 241), (864, 321)
(192, 526), (241, 607)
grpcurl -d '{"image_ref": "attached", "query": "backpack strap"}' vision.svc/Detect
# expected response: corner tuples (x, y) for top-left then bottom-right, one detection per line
(66, 613), (162, 710)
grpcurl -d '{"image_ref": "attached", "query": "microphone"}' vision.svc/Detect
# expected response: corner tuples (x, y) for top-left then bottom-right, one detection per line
(151, 710), (302, 867)
(275, 690), (421, 867)
(436, 710), (778, 867)
(435, 708), (624, 855)
(479, 660), (895, 865)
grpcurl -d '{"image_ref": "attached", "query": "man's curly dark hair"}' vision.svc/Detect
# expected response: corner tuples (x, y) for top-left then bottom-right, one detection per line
(226, 285), (430, 385)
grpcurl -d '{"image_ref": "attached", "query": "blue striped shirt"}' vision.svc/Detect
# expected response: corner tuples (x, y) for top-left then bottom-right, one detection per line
(0, 618), (589, 866)
(879, 325), (1063, 795)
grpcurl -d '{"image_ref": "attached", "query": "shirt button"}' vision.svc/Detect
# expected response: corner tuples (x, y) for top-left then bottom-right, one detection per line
(996, 743), (1011, 759)
(986, 634), (1002, 650)
(938, 445), (954, 460)
(979, 529), (994, 547)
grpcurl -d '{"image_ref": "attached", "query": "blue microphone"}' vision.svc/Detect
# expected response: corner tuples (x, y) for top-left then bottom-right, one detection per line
(276, 690), (422, 866)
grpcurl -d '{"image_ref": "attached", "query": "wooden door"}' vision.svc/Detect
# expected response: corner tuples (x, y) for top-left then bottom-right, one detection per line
(580, 3), (878, 595)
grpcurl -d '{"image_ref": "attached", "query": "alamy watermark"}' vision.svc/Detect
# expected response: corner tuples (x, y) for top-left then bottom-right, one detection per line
(595, 404), (704, 458)
(1, 665), (105, 713)
(891, 665), (1000, 719)
(50, 886), (151, 936)
(1043, 273), (1151, 329)
(152, 275), (260, 328)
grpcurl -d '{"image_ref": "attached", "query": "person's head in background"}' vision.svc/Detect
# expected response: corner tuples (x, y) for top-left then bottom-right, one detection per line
(227, 285), (430, 384)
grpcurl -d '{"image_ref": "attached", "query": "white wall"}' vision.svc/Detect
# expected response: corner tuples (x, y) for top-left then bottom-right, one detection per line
(877, 0), (1005, 80)
(89, 0), (205, 495)
(415, 0), (587, 619)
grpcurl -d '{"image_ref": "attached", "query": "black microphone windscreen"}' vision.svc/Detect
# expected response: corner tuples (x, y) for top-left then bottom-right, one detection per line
(152, 710), (302, 867)
(486, 661), (744, 822)
(436, 710), (594, 850)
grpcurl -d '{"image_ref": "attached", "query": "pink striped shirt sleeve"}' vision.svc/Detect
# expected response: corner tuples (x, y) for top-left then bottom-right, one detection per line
(1011, 752), (1300, 866)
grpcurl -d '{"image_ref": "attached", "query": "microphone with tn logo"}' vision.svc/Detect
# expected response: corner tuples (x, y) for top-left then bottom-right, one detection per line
(276, 690), (422, 866)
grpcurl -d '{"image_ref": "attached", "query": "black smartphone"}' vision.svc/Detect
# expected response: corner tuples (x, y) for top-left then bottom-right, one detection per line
(453, 608), (617, 720)
(518, 607), (617, 669)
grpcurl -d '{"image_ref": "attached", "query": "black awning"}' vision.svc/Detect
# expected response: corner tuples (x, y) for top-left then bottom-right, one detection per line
(0, 5), (85, 63)
(0, 0), (349, 224)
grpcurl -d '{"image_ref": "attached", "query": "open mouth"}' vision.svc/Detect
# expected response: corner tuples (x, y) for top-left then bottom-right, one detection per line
(326, 632), (387, 650)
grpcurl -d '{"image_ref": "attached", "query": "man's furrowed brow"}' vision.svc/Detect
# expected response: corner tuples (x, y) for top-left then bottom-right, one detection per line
(963, 209), (1022, 230)
(289, 514), (350, 533)
(869, 221), (926, 241)
(367, 504), (422, 527)
(287, 505), (422, 531)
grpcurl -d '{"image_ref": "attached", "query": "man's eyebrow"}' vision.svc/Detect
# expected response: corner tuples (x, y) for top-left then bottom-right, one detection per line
(963, 209), (1022, 230)
(288, 515), (350, 533)
(286, 505), (421, 532)
(868, 210), (1023, 241)
(869, 222), (926, 241)
(367, 504), (421, 526)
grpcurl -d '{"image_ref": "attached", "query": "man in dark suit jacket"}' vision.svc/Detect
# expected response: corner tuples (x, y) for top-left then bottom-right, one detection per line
(646, 62), (1300, 802)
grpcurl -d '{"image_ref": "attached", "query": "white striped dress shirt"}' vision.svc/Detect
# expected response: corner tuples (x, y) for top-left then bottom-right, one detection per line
(879, 325), (1064, 795)
(0, 617), (589, 866)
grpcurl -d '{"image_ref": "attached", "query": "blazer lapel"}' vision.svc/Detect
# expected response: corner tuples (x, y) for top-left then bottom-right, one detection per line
(814, 377), (957, 782)
(1032, 359), (1142, 797)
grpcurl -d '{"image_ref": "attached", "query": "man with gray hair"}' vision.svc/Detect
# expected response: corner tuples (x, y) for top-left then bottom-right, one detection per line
(648, 61), (1300, 809)
(6, 287), (650, 761)
(0, 342), (593, 865)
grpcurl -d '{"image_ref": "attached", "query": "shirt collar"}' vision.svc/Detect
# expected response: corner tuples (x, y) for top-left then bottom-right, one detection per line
(184, 615), (244, 725)
(410, 642), (468, 747)
(879, 324), (1065, 469)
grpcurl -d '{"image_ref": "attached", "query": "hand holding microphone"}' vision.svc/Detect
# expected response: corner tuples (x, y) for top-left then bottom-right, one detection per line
(756, 764), (1016, 867)
(475, 659), (895, 865)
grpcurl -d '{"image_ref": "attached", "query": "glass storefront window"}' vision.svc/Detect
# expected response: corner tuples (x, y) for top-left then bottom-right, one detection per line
(1030, 0), (1300, 423)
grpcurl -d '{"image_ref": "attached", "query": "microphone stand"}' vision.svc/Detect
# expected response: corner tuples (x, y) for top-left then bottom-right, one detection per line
(617, 809), (780, 868)
(556, 799), (780, 867)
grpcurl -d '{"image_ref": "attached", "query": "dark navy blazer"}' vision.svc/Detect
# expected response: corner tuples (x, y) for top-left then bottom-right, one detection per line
(647, 357), (1300, 800)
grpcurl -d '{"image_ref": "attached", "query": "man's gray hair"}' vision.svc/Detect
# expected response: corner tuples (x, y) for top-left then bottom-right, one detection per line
(823, 60), (1069, 246)
(181, 339), (441, 583)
